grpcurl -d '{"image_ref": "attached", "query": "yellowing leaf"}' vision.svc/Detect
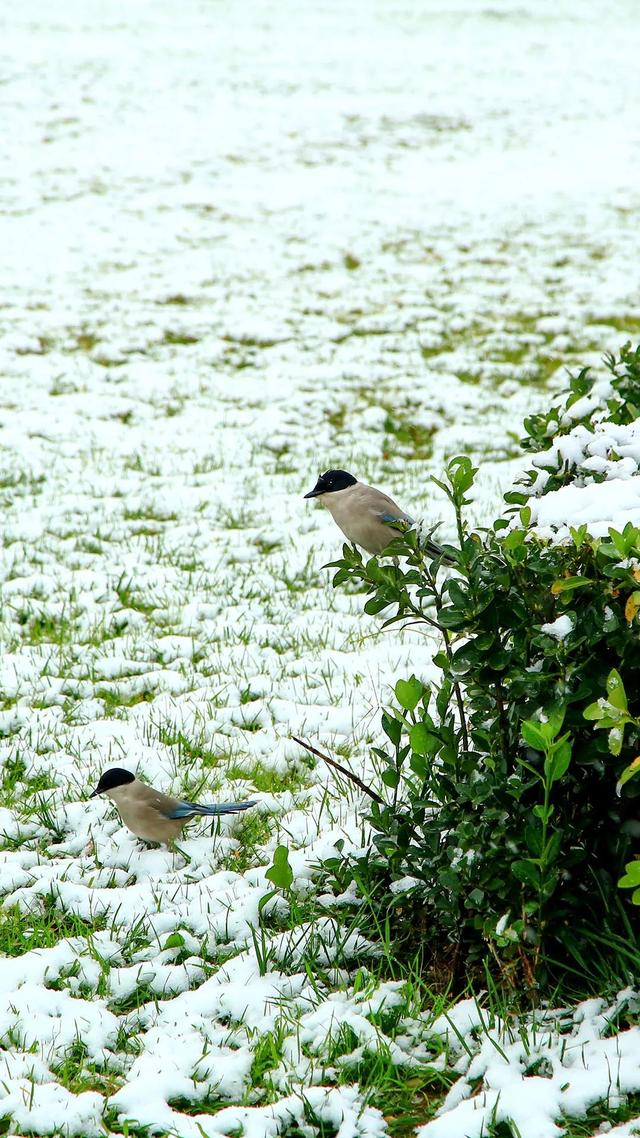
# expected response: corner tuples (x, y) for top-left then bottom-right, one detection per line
(551, 575), (591, 595)
(625, 595), (638, 622)
(626, 593), (640, 623)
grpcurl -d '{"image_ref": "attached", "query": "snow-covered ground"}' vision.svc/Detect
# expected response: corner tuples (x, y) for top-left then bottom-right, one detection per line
(1, 1), (640, 1135)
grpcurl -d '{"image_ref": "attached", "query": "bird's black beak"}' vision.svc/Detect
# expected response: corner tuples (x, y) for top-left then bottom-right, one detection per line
(304, 478), (324, 499)
(89, 787), (101, 798)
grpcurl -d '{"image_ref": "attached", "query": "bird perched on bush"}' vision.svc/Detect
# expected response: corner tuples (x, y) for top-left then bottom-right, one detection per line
(304, 468), (449, 560)
(90, 767), (255, 846)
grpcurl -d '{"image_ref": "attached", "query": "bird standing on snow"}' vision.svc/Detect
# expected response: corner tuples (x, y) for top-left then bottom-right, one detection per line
(304, 468), (448, 560)
(90, 768), (255, 846)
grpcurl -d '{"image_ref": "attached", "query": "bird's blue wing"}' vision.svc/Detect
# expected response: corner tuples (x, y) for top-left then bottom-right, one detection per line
(164, 801), (198, 819)
(165, 799), (255, 819)
(380, 511), (414, 525)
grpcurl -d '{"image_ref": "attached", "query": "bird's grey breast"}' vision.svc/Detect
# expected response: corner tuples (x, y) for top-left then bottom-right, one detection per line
(322, 482), (406, 555)
(321, 482), (360, 523)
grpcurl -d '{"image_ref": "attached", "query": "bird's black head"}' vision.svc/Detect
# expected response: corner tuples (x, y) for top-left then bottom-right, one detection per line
(90, 767), (136, 797)
(304, 469), (357, 498)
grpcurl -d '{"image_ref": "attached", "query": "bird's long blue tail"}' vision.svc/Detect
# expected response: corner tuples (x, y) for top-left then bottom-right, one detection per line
(426, 538), (455, 565)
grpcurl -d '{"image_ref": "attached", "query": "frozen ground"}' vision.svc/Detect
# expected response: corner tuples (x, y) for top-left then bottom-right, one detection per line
(1, 1), (640, 1135)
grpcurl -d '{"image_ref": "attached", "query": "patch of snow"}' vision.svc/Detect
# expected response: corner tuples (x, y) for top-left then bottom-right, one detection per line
(540, 614), (574, 639)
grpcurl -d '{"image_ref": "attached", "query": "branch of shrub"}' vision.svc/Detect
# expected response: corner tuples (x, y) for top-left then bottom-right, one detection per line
(292, 736), (384, 804)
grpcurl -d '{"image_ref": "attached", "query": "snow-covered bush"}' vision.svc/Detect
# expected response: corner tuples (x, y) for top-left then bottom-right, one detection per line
(323, 346), (640, 989)
(517, 341), (640, 495)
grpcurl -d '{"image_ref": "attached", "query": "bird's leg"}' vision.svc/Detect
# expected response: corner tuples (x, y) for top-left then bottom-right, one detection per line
(170, 840), (192, 865)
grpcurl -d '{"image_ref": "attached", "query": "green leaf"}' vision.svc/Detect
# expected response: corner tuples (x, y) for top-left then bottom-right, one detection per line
(524, 822), (542, 855)
(521, 720), (548, 753)
(436, 678), (453, 721)
(410, 722), (440, 755)
(431, 476), (450, 497)
(584, 700), (606, 722)
(447, 455), (478, 494)
(364, 558), (384, 582)
(608, 527), (632, 557)
(331, 569), (351, 586)
(265, 845), (293, 892)
(381, 768), (400, 789)
(618, 860), (640, 889)
(544, 704), (566, 738)
(446, 579), (469, 608)
(258, 889), (277, 915)
(438, 607), (467, 630)
(544, 736), (572, 784)
(570, 524), (588, 548)
(606, 669), (628, 712)
(163, 932), (185, 950)
(533, 803), (554, 821)
(542, 829), (563, 866)
(617, 756), (640, 790)
(395, 676), (424, 712)
(504, 528), (525, 551)
(438, 868), (461, 890)
(504, 490), (528, 506)
(382, 712), (402, 746)
(364, 595), (391, 616)
(511, 859), (541, 888)
(409, 751), (429, 779)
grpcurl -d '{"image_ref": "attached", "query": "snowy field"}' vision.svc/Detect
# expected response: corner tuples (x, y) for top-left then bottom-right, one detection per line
(1, 1), (640, 1135)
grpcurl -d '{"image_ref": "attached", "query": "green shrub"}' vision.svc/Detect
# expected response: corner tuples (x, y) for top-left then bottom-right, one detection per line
(322, 346), (640, 990)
